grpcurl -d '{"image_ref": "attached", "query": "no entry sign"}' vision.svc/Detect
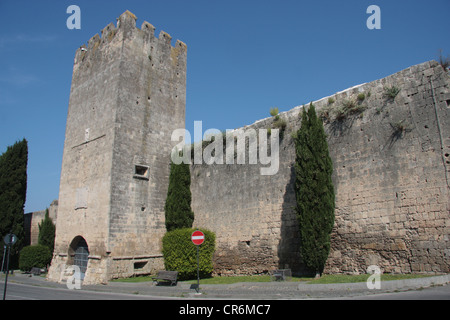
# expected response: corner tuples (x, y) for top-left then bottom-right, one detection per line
(191, 230), (205, 246)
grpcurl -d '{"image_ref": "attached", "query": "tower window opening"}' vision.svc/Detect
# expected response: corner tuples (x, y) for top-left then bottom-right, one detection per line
(134, 164), (150, 180)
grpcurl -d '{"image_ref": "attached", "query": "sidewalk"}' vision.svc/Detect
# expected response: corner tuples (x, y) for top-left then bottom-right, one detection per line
(3, 272), (449, 299)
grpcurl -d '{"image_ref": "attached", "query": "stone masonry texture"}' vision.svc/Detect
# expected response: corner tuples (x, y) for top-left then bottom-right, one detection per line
(47, 11), (186, 284)
(48, 10), (449, 284)
(191, 60), (450, 276)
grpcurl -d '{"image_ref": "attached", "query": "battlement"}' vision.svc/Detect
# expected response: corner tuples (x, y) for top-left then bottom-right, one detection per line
(75, 10), (186, 65)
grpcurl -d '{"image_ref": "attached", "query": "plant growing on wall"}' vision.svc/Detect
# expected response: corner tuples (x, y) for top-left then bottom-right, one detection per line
(164, 161), (194, 232)
(269, 107), (287, 138)
(318, 104), (333, 123)
(269, 107), (279, 117)
(438, 49), (449, 72)
(333, 98), (367, 121)
(383, 85), (401, 100)
(294, 104), (335, 277)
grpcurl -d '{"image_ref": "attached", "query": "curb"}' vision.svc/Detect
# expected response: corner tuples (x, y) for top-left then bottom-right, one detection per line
(297, 274), (450, 293)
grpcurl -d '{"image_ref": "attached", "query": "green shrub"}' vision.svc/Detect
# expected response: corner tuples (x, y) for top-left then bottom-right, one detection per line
(269, 107), (279, 117)
(267, 107), (287, 138)
(19, 245), (52, 272)
(384, 85), (400, 99)
(390, 120), (412, 135)
(162, 228), (215, 280)
(273, 117), (287, 131)
(333, 105), (348, 121)
(318, 105), (332, 122)
(341, 98), (357, 111)
(334, 98), (367, 120)
(357, 93), (366, 101)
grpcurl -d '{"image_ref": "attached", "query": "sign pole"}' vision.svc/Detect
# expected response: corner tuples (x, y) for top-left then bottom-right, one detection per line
(2, 242), (11, 300)
(1, 245), (6, 273)
(2, 233), (17, 301)
(196, 243), (200, 293)
(191, 229), (205, 294)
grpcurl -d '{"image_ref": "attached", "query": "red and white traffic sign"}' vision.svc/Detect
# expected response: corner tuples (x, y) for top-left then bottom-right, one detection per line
(191, 230), (205, 246)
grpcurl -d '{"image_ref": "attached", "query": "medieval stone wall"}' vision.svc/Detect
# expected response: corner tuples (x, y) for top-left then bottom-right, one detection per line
(47, 11), (449, 284)
(191, 60), (450, 275)
(24, 200), (58, 246)
(48, 11), (186, 284)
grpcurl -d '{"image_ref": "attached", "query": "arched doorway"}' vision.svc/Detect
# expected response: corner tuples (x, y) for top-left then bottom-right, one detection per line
(68, 236), (89, 280)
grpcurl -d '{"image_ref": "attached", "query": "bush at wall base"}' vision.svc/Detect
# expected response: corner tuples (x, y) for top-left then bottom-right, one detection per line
(19, 244), (52, 272)
(162, 228), (216, 281)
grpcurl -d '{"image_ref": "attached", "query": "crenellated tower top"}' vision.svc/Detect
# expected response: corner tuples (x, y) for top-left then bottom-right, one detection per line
(74, 10), (186, 67)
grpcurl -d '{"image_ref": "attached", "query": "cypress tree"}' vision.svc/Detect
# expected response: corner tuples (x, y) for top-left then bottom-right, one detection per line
(164, 161), (194, 232)
(38, 208), (56, 255)
(0, 139), (28, 269)
(294, 104), (335, 276)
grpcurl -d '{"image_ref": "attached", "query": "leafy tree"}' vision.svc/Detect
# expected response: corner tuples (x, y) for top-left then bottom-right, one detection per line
(294, 104), (335, 276)
(38, 208), (56, 255)
(164, 161), (194, 231)
(0, 139), (28, 269)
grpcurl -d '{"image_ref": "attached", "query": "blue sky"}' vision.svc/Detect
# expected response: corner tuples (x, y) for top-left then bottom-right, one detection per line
(0, 0), (449, 213)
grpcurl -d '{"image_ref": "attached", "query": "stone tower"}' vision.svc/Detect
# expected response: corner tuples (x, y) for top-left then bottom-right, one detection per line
(47, 11), (186, 284)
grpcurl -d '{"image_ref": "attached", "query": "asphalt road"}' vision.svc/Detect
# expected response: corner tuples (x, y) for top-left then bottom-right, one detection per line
(2, 282), (163, 300)
(344, 284), (450, 300)
(2, 281), (449, 300)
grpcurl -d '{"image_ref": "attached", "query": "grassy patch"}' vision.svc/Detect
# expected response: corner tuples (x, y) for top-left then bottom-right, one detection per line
(111, 273), (438, 284)
(184, 275), (313, 284)
(184, 275), (273, 284)
(307, 273), (436, 284)
(110, 275), (156, 283)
